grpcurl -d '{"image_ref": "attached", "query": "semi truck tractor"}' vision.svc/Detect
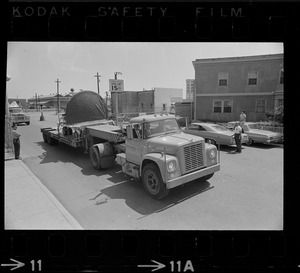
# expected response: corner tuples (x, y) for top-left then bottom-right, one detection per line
(41, 91), (220, 199)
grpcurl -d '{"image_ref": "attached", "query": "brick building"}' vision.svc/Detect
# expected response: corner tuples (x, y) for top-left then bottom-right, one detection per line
(192, 54), (284, 122)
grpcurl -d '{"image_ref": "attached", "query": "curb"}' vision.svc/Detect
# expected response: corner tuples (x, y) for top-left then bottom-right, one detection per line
(12, 160), (84, 230)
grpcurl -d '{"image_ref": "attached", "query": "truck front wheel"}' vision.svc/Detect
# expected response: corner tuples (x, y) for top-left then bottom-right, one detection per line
(142, 163), (169, 200)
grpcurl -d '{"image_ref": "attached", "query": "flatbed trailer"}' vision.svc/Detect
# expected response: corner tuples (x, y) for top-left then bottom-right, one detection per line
(41, 120), (126, 149)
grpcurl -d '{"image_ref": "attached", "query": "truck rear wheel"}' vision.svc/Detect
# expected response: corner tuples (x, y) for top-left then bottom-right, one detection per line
(90, 146), (101, 170)
(142, 163), (169, 200)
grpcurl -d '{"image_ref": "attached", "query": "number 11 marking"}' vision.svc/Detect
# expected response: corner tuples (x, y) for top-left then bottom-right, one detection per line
(30, 260), (42, 271)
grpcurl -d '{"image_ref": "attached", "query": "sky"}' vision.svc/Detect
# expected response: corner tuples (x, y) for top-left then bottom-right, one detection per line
(6, 42), (283, 100)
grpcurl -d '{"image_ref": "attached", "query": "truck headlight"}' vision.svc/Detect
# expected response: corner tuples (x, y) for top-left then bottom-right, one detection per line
(209, 148), (216, 159)
(167, 160), (177, 172)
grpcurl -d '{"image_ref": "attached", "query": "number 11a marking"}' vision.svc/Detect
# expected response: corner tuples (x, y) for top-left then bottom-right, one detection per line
(30, 260), (42, 271)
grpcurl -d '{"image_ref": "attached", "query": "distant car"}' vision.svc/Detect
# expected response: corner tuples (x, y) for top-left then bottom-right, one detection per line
(226, 121), (282, 145)
(185, 122), (249, 146)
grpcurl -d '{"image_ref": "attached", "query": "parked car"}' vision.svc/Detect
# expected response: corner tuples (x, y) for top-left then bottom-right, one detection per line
(184, 122), (249, 146)
(226, 121), (282, 145)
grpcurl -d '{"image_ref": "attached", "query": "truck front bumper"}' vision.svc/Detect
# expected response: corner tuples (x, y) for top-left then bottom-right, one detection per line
(165, 164), (220, 189)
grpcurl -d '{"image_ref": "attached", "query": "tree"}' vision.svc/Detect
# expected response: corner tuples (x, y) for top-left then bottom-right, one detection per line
(274, 104), (284, 123)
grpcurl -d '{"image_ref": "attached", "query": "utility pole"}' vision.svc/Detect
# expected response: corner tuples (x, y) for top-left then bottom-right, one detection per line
(94, 72), (101, 95)
(114, 72), (122, 125)
(55, 79), (61, 113)
(35, 93), (38, 111)
(106, 91), (109, 119)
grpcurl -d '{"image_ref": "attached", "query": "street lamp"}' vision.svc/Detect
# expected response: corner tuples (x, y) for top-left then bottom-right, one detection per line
(55, 79), (61, 114)
(114, 72), (122, 80)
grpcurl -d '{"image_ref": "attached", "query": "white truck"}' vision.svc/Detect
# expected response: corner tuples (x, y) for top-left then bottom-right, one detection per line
(9, 103), (30, 125)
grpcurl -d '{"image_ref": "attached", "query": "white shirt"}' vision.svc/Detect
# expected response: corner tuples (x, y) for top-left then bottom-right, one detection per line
(234, 125), (242, 134)
(240, 113), (246, 122)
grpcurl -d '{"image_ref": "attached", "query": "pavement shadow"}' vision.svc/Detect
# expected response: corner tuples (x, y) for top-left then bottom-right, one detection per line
(218, 143), (282, 154)
(35, 141), (113, 177)
(244, 143), (284, 149)
(91, 178), (213, 216)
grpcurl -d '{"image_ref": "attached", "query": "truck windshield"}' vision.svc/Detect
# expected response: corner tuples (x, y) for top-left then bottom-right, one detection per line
(144, 118), (180, 138)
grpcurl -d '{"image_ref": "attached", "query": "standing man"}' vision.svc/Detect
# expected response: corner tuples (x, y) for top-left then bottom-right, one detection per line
(240, 109), (246, 124)
(233, 122), (242, 153)
(12, 124), (21, 159)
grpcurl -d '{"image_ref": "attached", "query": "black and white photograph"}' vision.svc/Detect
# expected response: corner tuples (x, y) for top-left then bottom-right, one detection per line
(5, 42), (283, 230)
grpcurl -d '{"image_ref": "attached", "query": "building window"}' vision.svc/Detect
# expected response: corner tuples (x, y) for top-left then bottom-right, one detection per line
(248, 71), (258, 85)
(213, 100), (232, 113)
(223, 100), (232, 113)
(256, 99), (266, 113)
(213, 101), (222, 113)
(279, 69), (284, 84)
(218, 72), (228, 86)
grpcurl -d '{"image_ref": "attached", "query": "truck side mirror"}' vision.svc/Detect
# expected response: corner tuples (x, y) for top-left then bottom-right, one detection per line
(126, 125), (133, 140)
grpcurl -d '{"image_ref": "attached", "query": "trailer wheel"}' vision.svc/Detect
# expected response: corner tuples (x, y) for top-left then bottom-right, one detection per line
(47, 134), (54, 145)
(43, 133), (48, 143)
(142, 163), (169, 200)
(90, 146), (101, 170)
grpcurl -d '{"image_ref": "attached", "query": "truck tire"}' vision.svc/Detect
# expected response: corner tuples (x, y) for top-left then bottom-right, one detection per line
(47, 135), (54, 145)
(26, 122), (30, 125)
(142, 163), (169, 200)
(90, 146), (101, 170)
(43, 133), (48, 143)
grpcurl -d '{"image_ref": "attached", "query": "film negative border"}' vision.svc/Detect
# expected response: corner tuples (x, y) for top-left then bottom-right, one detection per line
(6, 2), (295, 41)
(1, 231), (298, 272)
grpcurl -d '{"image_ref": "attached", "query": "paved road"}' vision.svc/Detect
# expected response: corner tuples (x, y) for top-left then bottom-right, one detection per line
(16, 111), (283, 230)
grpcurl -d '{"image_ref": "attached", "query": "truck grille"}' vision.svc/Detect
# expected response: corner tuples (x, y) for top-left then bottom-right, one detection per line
(184, 143), (204, 173)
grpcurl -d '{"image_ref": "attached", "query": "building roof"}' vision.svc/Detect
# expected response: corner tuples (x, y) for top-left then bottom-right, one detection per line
(193, 53), (283, 66)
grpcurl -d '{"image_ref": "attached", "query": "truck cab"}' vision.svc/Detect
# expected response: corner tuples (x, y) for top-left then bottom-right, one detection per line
(116, 114), (220, 199)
